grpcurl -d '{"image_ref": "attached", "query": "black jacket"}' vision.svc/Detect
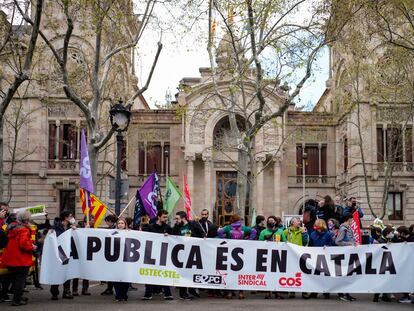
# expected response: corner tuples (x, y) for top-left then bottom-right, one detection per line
(171, 220), (204, 238)
(197, 219), (213, 238)
(144, 222), (172, 235)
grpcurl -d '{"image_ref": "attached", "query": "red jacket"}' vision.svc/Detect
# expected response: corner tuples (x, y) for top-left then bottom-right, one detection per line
(2, 222), (34, 267)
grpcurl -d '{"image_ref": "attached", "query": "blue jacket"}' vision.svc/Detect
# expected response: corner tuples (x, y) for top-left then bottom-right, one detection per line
(343, 206), (364, 218)
(310, 230), (333, 247)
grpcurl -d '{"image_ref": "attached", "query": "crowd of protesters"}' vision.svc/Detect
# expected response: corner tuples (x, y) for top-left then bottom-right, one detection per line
(1, 195), (414, 306)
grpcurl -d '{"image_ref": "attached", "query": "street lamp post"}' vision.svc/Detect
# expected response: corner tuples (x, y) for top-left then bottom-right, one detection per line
(109, 100), (131, 216)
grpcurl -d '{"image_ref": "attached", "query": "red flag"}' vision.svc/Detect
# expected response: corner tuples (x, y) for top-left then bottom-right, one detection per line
(183, 175), (192, 220)
(350, 211), (362, 245)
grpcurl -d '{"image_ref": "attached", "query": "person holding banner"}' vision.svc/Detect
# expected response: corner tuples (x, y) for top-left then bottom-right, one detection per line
(50, 211), (76, 300)
(113, 218), (131, 302)
(2, 211), (37, 306)
(334, 214), (356, 302)
(142, 209), (174, 301)
(218, 214), (256, 300)
(258, 216), (286, 242)
(172, 211), (202, 299)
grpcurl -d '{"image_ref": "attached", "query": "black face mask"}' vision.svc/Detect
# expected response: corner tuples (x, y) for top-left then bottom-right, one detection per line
(267, 222), (276, 229)
(352, 202), (357, 208)
(201, 217), (208, 222)
(179, 221), (185, 227)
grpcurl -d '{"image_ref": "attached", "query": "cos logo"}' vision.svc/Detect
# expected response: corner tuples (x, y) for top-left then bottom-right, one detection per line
(278, 272), (302, 287)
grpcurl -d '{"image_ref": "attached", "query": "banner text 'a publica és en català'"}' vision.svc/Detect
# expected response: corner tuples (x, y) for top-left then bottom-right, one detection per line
(40, 229), (414, 293)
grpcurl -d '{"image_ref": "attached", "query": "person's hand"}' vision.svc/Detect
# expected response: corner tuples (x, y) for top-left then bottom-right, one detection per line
(164, 233), (169, 236)
(0, 209), (6, 219)
(71, 225), (77, 230)
(85, 223), (90, 228)
(32, 244), (38, 251)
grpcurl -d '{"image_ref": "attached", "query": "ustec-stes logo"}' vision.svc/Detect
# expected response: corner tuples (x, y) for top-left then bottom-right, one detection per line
(278, 272), (302, 287)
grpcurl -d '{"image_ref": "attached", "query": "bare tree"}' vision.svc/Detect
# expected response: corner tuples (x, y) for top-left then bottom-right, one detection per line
(0, 0), (43, 200)
(178, 0), (349, 219)
(15, 0), (162, 188)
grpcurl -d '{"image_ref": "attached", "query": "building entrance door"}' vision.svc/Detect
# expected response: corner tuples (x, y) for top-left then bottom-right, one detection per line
(215, 171), (250, 226)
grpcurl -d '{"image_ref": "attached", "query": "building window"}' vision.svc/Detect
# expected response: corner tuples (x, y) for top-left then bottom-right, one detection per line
(377, 126), (412, 163)
(387, 192), (403, 220)
(138, 142), (170, 175)
(60, 190), (76, 216)
(49, 123), (78, 160)
(296, 145), (327, 176)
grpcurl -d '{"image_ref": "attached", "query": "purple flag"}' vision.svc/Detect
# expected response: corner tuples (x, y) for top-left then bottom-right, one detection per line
(139, 172), (158, 219)
(79, 129), (94, 193)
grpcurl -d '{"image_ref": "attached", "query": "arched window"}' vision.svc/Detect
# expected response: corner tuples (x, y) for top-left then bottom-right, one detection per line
(213, 115), (248, 151)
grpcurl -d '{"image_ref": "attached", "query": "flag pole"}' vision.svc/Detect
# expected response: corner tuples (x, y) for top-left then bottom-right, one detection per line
(118, 196), (135, 218)
(85, 191), (90, 227)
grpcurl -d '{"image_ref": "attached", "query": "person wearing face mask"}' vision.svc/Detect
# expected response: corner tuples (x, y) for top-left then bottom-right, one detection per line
(372, 226), (394, 303)
(259, 216), (286, 242)
(327, 218), (339, 244)
(252, 215), (266, 239)
(343, 197), (364, 226)
(50, 211), (76, 300)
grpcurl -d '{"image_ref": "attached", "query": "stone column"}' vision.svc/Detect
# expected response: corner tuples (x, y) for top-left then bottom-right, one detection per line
(273, 157), (282, 217)
(203, 155), (213, 215)
(185, 154), (195, 212)
(255, 156), (265, 216)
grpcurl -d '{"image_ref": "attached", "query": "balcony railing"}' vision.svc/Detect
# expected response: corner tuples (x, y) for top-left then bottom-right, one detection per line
(48, 160), (79, 170)
(289, 175), (336, 185)
(377, 162), (414, 173)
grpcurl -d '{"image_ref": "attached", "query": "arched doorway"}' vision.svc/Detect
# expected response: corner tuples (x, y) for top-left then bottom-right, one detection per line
(212, 115), (251, 226)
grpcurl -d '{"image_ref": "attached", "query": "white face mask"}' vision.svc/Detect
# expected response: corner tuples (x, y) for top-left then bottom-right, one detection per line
(69, 217), (76, 225)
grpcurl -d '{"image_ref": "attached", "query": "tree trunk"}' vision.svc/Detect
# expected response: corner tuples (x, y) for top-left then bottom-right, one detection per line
(88, 144), (98, 191)
(236, 147), (248, 219)
(0, 116), (3, 202)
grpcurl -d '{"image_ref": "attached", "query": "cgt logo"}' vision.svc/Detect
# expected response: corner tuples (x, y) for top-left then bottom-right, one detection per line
(278, 272), (302, 288)
(193, 274), (223, 285)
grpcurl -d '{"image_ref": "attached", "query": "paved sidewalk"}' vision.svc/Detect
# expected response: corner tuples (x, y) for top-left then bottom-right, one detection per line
(1, 282), (413, 310)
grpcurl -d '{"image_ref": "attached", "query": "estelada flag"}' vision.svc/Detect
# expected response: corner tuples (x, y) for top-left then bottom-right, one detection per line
(80, 188), (106, 228)
(183, 175), (192, 220)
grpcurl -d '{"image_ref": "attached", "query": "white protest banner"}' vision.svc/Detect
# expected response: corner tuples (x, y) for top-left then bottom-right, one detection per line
(14, 205), (47, 217)
(40, 229), (414, 293)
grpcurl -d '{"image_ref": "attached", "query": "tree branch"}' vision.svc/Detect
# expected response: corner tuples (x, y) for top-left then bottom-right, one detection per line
(126, 41), (162, 108)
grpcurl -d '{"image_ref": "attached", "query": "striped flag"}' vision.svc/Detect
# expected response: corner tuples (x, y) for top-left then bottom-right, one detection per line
(79, 128), (107, 227)
(80, 188), (106, 228)
(183, 175), (192, 220)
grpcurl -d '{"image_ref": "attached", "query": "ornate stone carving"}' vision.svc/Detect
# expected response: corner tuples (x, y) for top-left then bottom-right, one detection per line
(137, 128), (170, 141)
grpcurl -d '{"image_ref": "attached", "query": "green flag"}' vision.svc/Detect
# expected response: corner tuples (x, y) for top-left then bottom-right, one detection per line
(164, 176), (182, 215)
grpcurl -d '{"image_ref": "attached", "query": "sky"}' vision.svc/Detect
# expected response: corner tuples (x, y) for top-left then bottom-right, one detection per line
(135, 2), (330, 110)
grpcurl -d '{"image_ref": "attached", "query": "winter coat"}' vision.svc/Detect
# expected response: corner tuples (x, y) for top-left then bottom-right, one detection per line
(284, 226), (308, 246)
(335, 223), (355, 246)
(259, 227), (286, 242)
(2, 222), (34, 267)
(310, 230), (333, 247)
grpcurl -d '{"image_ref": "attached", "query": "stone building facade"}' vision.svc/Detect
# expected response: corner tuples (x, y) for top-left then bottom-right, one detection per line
(2, 2), (413, 226)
